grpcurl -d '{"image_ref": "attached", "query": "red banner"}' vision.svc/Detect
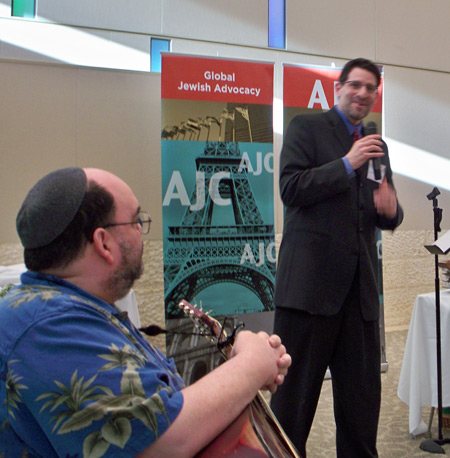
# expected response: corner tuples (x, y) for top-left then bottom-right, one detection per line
(162, 54), (274, 105)
(283, 64), (383, 113)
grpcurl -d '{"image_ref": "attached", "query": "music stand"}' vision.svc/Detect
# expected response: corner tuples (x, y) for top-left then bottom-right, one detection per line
(421, 187), (450, 454)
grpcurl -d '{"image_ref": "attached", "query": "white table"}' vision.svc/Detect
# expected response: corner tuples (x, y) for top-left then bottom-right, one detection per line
(398, 290), (450, 436)
(0, 263), (27, 286)
(0, 264), (141, 328)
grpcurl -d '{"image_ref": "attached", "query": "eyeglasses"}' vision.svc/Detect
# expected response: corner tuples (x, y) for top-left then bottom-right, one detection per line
(341, 80), (378, 94)
(104, 211), (152, 234)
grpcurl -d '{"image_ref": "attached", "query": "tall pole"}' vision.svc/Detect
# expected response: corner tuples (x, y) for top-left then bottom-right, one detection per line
(420, 187), (449, 453)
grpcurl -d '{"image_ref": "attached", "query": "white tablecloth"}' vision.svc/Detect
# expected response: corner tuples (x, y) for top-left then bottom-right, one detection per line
(116, 290), (141, 328)
(0, 264), (141, 328)
(0, 263), (26, 286)
(398, 290), (450, 436)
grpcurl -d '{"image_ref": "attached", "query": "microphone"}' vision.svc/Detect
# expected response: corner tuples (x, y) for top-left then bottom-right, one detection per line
(139, 324), (203, 337)
(365, 121), (381, 180)
(139, 324), (170, 336)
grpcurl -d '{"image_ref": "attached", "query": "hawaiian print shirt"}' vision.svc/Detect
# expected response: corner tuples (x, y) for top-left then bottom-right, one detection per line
(0, 271), (184, 457)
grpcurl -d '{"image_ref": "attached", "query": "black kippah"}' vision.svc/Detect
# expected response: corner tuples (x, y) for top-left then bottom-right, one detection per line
(16, 167), (87, 249)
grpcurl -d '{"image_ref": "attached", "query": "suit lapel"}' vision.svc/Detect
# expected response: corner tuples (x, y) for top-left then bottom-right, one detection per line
(325, 107), (353, 158)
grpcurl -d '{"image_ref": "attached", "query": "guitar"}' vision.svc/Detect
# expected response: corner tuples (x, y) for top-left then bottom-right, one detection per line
(179, 299), (301, 458)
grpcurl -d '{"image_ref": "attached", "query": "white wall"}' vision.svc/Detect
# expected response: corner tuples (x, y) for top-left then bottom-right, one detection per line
(2, 0), (450, 72)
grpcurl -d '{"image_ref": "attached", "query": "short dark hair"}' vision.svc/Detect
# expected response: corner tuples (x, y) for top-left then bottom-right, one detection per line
(339, 58), (381, 87)
(24, 181), (115, 271)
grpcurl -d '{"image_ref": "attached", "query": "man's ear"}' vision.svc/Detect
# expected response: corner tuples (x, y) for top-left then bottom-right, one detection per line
(91, 227), (115, 265)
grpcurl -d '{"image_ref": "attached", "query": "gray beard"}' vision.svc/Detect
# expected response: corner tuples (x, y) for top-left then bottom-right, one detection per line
(107, 240), (144, 301)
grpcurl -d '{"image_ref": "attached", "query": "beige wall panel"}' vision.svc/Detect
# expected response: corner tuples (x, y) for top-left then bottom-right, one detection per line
(392, 175), (450, 232)
(0, 62), (163, 244)
(36, 0), (163, 35)
(286, 0), (375, 59)
(383, 66), (450, 160)
(382, 65), (450, 230)
(0, 61), (78, 244)
(75, 69), (163, 241)
(376, 0), (450, 73)
(162, 0), (267, 48)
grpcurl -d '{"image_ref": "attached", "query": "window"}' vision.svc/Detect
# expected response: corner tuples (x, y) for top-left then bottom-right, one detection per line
(151, 38), (171, 73)
(268, 0), (286, 49)
(12, 0), (35, 18)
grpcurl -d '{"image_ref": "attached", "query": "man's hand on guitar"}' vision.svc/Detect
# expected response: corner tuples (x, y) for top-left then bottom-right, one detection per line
(139, 301), (300, 458)
(232, 331), (292, 394)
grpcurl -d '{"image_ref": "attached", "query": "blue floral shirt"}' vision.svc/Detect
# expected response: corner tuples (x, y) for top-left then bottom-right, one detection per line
(0, 271), (184, 457)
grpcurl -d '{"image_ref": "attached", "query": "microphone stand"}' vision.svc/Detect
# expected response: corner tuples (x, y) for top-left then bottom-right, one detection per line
(420, 187), (450, 454)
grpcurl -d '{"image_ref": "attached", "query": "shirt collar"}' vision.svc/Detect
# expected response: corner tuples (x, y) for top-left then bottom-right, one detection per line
(335, 105), (362, 137)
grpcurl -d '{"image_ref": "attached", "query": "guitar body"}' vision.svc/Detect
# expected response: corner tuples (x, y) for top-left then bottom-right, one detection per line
(196, 404), (269, 458)
(179, 300), (301, 458)
(196, 394), (297, 458)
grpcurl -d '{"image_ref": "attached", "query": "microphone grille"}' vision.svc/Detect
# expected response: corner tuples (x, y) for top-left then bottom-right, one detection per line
(365, 121), (378, 135)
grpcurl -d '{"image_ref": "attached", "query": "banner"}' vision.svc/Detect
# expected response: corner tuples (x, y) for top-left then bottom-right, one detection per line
(282, 63), (388, 370)
(161, 54), (275, 381)
(283, 63), (383, 132)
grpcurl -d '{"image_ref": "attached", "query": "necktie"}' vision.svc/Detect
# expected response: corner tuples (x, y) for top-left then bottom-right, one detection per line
(353, 128), (360, 142)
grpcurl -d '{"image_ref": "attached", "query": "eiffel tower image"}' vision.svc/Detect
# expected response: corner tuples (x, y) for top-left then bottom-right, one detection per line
(164, 140), (276, 318)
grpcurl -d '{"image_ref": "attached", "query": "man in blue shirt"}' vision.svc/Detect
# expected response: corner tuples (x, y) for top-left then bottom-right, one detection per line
(0, 167), (292, 457)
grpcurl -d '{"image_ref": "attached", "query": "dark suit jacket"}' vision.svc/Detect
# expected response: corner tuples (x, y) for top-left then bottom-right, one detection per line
(274, 107), (403, 321)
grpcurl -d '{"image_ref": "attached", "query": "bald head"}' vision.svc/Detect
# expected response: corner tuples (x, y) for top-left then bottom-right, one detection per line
(83, 168), (139, 225)
(84, 168), (125, 191)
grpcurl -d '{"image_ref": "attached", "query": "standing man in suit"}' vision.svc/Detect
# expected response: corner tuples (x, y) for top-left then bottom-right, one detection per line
(271, 58), (403, 458)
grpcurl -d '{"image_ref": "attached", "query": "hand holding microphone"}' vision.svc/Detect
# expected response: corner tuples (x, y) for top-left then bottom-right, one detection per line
(365, 121), (381, 180)
(345, 121), (384, 171)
